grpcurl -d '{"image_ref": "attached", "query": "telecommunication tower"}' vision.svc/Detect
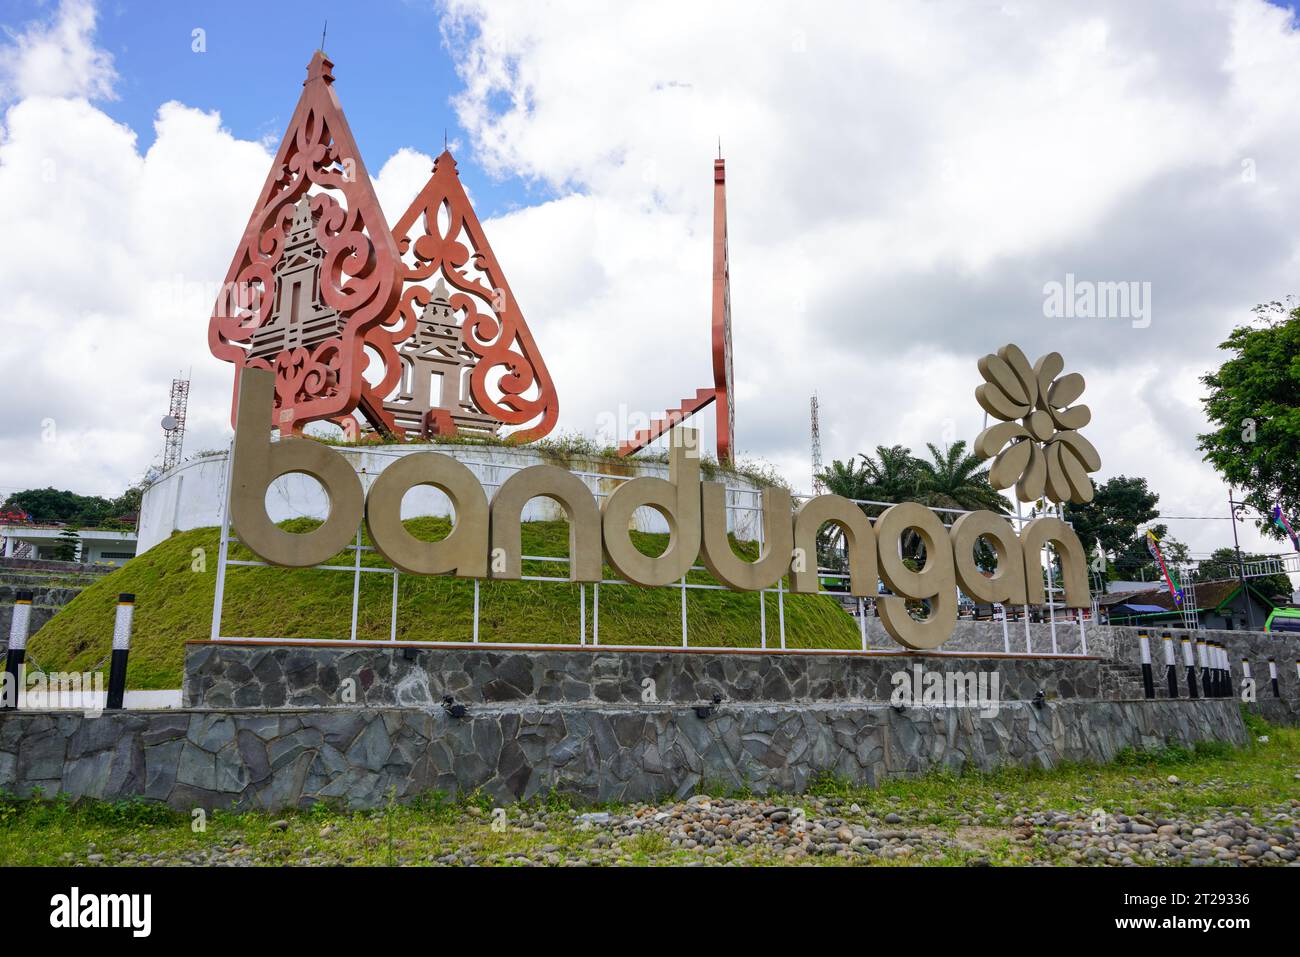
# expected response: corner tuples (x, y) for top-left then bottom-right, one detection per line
(161, 375), (190, 472)
(811, 393), (824, 494)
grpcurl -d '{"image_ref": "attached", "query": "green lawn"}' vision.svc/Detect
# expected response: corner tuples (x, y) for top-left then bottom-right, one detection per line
(26, 519), (860, 688)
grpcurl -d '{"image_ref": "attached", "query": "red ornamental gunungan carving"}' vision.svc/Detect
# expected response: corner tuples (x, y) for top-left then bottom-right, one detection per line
(351, 150), (558, 443)
(207, 52), (403, 435)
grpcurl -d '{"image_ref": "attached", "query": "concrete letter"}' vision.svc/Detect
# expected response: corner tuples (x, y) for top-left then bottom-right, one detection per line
(491, 465), (601, 581)
(601, 429), (701, 586)
(1020, 517), (1089, 607)
(949, 510), (1028, 605)
(875, 502), (957, 650)
(790, 494), (877, 596)
(365, 452), (488, 577)
(699, 483), (793, 591)
(229, 368), (363, 567)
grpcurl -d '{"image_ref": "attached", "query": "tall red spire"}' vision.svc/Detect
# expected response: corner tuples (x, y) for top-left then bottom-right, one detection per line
(712, 157), (734, 464)
(617, 155), (736, 463)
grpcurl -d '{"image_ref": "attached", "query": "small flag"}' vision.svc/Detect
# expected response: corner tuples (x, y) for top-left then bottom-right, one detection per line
(1146, 530), (1183, 606)
(1272, 505), (1299, 551)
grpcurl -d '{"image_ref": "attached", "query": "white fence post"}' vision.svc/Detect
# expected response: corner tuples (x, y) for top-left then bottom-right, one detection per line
(348, 527), (362, 642)
(680, 575), (688, 648)
(472, 579), (480, 643)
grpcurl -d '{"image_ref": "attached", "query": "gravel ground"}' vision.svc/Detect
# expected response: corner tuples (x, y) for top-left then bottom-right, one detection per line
(51, 789), (1300, 867)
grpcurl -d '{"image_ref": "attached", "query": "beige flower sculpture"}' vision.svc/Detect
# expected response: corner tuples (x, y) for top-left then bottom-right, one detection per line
(973, 344), (1101, 504)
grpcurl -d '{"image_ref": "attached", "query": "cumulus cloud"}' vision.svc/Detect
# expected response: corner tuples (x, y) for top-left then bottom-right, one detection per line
(0, 0), (1296, 571)
(440, 0), (1300, 561)
(0, 0), (115, 101)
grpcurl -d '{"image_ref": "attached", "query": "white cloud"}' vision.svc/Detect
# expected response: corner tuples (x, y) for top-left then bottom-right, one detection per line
(0, 0), (115, 101)
(0, 0), (273, 499)
(0, 0), (1296, 575)
(441, 0), (1300, 565)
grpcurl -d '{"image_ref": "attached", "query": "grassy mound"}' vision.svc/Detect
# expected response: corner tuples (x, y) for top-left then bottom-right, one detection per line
(28, 519), (860, 689)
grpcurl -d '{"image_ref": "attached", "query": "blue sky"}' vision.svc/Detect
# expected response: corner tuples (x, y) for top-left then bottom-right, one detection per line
(6, 0), (538, 216)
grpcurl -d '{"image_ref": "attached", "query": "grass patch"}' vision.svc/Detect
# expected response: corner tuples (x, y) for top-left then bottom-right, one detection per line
(26, 519), (859, 689)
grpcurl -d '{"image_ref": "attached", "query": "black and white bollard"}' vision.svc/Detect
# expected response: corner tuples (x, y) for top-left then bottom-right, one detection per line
(1182, 637), (1199, 699)
(1138, 631), (1155, 699)
(105, 593), (135, 711)
(1239, 657), (1252, 700)
(1198, 638), (1212, 698)
(1268, 658), (1279, 698)
(4, 590), (33, 711)
(1161, 632), (1178, 698)
(1217, 644), (1229, 698)
(1209, 643), (1221, 697)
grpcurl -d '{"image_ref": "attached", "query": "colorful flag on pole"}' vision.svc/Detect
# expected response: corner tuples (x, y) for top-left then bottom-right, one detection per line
(1146, 529), (1183, 606)
(1272, 505), (1299, 551)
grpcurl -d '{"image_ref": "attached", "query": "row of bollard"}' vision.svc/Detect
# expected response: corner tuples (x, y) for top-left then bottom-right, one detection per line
(1137, 629), (1290, 701)
(3, 591), (134, 711)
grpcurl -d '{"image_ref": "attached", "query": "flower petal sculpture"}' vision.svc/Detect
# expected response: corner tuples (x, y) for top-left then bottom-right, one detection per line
(973, 344), (1101, 504)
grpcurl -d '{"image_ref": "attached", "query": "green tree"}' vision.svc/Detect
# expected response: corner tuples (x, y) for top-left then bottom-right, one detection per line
(913, 441), (1008, 515)
(1194, 547), (1292, 599)
(51, 527), (81, 562)
(1111, 524), (1188, 584)
(1, 483), (143, 528)
(1063, 475), (1160, 575)
(1198, 301), (1300, 540)
(855, 445), (924, 513)
(817, 442), (1007, 567)
(817, 457), (871, 502)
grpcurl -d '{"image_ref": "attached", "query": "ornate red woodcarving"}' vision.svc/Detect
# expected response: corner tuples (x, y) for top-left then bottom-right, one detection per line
(207, 52), (402, 436)
(355, 150), (559, 443)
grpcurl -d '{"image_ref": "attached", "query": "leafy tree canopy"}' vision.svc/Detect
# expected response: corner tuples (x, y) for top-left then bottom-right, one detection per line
(1, 483), (145, 528)
(1194, 547), (1293, 600)
(817, 441), (1006, 567)
(1198, 301), (1300, 540)
(1064, 475), (1160, 566)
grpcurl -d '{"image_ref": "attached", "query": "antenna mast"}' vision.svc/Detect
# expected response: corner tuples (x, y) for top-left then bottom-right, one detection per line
(161, 375), (190, 472)
(810, 392), (824, 494)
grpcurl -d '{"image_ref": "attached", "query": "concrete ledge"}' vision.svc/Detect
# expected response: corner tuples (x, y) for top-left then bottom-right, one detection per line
(0, 699), (1248, 810)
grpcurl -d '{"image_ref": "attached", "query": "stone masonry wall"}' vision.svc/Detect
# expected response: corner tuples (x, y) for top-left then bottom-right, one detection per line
(0, 699), (1248, 810)
(184, 643), (1112, 711)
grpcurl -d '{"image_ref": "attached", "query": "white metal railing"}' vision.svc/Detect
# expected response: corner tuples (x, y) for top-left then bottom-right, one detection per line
(207, 445), (1090, 657)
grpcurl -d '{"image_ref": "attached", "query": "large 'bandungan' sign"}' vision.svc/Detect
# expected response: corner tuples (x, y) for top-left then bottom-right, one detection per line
(229, 368), (1090, 651)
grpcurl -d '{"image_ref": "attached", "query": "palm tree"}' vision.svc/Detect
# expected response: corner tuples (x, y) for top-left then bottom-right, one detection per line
(913, 441), (1009, 516)
(915, 441), (1009, 571)
(854, 445), (923, 512)
(816, 446), (927, 568)
(816, 441), (1008, 568)
(818, 457), (871, 502)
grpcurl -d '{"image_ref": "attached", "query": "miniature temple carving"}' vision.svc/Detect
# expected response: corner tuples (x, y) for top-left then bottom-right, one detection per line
(381, 278), (504, 437)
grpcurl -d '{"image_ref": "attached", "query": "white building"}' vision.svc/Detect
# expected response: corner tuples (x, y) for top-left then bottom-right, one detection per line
(0, 525), (138, 566)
